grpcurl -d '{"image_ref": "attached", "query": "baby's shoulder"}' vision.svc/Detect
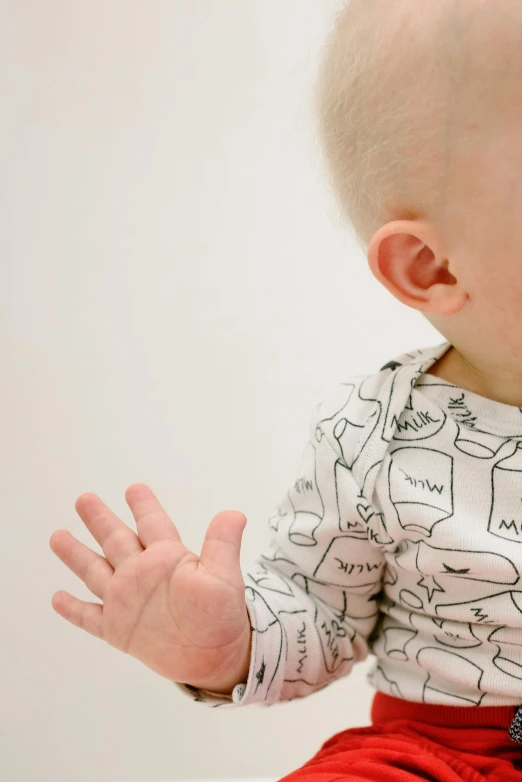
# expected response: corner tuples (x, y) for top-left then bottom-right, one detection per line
(311, 368), (390, 467)
(312, 342), (447, 469)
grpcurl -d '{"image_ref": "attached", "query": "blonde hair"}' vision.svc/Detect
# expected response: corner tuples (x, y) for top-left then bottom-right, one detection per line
(313, 0), (513, 253)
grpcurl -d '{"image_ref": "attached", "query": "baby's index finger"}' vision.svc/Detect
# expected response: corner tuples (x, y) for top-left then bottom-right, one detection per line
(124, 483), (157, 504)
(124, 483), (183, 548)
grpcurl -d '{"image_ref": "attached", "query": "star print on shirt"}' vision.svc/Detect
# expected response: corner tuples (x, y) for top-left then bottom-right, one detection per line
(417, 575), (445, 602)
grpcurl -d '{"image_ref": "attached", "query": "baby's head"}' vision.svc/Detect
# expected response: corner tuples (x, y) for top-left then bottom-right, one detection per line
(315, 0), (522, 387)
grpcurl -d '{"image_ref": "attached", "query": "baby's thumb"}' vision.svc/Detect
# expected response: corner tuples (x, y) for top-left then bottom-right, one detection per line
(199, 510), (248, 582)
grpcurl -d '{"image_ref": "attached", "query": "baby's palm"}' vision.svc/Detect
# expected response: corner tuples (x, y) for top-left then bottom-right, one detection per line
(49, 484), (250, 687)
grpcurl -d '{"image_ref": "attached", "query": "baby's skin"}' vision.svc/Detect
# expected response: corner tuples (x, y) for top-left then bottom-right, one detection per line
(49, 483), (252, 695)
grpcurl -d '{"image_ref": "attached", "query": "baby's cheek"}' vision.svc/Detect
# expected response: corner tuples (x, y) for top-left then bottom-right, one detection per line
(462, 248), (522, 336)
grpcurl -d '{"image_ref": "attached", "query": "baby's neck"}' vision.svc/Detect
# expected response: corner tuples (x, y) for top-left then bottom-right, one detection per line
(426, 345), (522, 408)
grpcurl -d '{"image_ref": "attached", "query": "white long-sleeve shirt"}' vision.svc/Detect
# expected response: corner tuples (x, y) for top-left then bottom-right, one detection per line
(174, 340), (522, 708)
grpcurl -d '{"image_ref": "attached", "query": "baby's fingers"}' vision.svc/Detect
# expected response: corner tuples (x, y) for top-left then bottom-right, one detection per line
(51, 591), (104, 640)
(50, 529), (113, 601)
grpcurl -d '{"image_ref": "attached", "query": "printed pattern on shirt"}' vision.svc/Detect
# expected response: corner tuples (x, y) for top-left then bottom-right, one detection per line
(174, 341), (522, 709)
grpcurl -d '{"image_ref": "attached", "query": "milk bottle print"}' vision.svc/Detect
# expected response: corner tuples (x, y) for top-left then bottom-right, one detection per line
(286, 441), (324, 546)
(488, 441), (522, 543)
(389, 446), (453, 537)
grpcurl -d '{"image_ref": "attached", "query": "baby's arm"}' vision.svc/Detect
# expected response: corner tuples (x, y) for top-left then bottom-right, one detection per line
(175, 382), (385, 707)
(49, 381), (383, 709)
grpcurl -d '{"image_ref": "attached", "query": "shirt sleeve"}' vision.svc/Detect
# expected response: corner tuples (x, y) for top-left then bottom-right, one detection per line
(173, 381), (385, 707)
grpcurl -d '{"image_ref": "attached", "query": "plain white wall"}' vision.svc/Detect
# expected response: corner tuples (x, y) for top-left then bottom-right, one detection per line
(1, 2), (443, 781)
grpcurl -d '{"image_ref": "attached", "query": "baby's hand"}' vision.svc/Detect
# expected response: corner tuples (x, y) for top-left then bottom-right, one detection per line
(49, 484), (251, 688)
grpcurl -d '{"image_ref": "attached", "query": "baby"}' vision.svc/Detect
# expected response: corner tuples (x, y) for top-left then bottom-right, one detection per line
(49, 0), (522, 779)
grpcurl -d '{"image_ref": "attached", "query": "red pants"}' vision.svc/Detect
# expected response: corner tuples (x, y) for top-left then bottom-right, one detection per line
(277, 693), (522, 782)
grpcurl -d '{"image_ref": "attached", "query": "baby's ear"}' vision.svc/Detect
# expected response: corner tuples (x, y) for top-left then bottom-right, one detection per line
(366, 220), (468, 316)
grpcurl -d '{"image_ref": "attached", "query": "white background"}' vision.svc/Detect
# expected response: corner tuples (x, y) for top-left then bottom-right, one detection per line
(1, 1), (442, 780)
